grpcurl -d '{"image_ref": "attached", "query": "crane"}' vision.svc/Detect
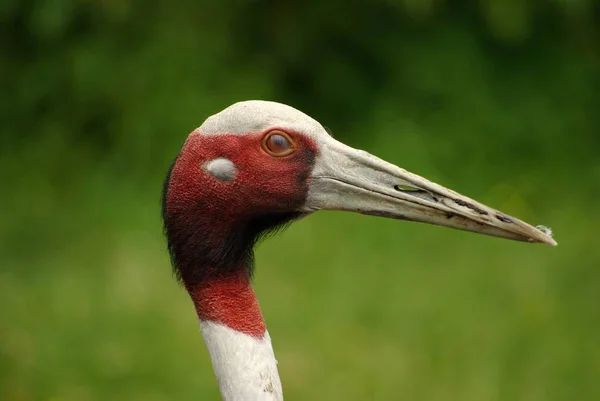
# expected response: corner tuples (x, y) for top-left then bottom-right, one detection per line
(161, 100), (556, 401)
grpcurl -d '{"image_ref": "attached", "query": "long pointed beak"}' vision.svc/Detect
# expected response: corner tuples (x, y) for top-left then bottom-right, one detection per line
(304, 139), (557, 246)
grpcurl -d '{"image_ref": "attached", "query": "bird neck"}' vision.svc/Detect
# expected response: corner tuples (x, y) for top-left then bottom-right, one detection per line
(186, 270), (284, 401)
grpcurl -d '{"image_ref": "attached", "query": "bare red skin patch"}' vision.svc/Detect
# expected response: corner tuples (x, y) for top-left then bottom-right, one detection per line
(187, 270), (266, 337)
(164, 130), (317, 337)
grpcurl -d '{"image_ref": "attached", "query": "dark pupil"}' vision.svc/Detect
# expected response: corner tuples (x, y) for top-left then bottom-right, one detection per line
(269, 134), (289, 152)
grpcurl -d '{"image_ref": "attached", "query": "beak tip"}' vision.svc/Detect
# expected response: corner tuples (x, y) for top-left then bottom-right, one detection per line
(541, 237), (558, 247)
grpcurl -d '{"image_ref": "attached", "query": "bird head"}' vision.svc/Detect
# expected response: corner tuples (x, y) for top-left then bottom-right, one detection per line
(162, 101), (556, 284)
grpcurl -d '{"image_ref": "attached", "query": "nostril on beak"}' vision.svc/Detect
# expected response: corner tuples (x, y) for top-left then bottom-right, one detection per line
(394, 184), (440, 203)
(394, 184), (425, 193)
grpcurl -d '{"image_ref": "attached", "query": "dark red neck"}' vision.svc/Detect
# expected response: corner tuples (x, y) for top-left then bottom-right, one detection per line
(186, 269), (266, 338)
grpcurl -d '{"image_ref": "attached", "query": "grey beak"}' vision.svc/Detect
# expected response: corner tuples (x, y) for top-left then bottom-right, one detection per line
(304, 139), (557, 246)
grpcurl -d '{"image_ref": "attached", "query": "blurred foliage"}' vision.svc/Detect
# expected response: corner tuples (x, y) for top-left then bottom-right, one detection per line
(1, 1), (599, 401)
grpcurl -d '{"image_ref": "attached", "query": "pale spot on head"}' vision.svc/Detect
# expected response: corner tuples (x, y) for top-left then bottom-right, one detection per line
(203, 158), (237, 182)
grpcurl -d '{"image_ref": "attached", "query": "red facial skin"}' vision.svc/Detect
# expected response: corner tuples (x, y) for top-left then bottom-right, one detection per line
(164, 129), (317, 337)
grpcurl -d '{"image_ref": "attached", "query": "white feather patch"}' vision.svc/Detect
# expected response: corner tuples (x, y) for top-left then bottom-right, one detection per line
(200, 321), (283, 401)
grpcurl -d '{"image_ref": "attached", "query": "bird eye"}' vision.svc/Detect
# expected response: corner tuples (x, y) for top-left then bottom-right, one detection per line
(262, 131), (295, 156)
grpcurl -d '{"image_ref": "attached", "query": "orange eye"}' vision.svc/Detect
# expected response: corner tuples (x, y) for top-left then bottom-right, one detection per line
(262, 131), (295, 156)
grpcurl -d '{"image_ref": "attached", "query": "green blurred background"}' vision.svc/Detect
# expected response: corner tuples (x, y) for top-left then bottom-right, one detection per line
(2, 1), (599, 400)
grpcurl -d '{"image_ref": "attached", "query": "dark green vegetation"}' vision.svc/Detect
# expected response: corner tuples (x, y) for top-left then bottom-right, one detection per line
(1, 1), (599, 400)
